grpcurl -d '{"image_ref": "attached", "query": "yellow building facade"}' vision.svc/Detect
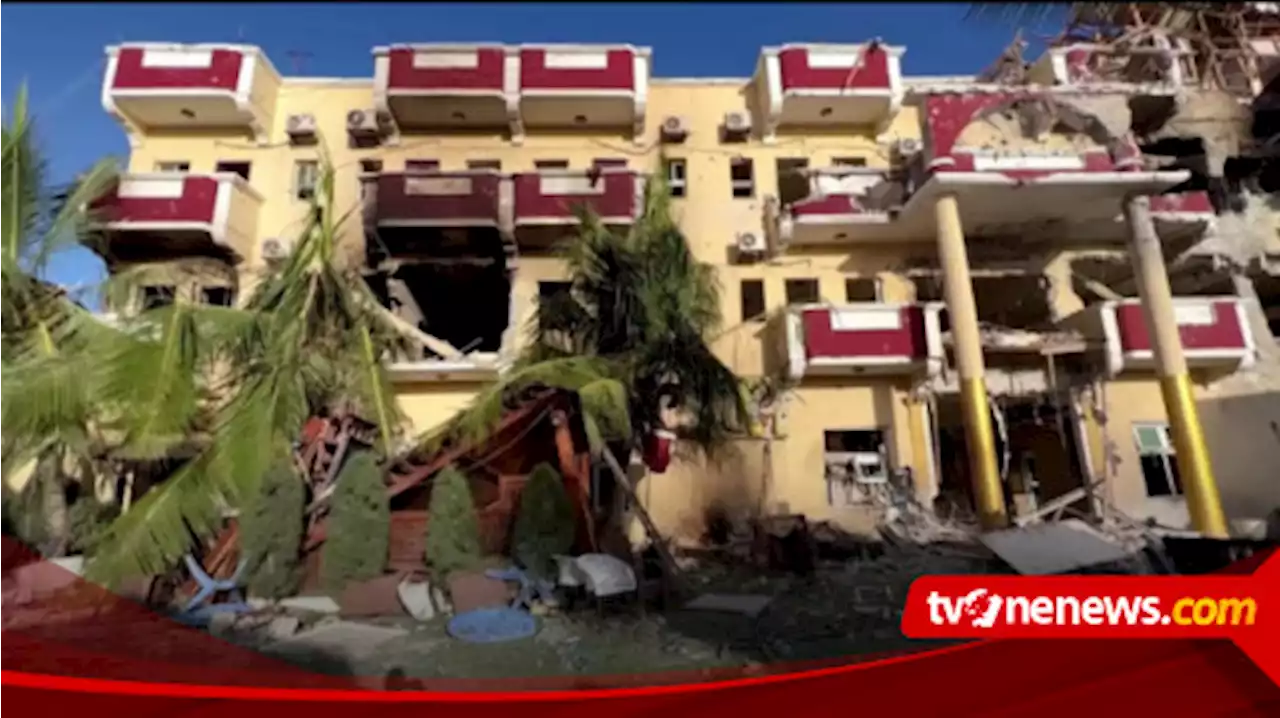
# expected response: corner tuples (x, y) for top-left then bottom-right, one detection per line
(92, 42), (1280, 544)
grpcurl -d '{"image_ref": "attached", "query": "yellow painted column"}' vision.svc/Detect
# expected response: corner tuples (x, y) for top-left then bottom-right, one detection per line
(1123, 195), (1228, 538)
(935, 194), (1008, 530)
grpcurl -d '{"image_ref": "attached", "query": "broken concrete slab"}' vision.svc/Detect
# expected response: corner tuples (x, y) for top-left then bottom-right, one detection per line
(265, 615), (300, 641)
(271, 620), (409, 663)
(683, 593), (773, 618)
(278, 595), (341, 614)
(979, 519), (1132, 575)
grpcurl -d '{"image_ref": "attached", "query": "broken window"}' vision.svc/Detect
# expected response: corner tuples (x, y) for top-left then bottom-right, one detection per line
(155, 161), (190, 173)
(294, 160), (319, 201)
(215, 161), (251, 180)
(405, 160), (440, 173)
(824, 429), (889, 508)
(537, 281), (573, 331)
(845, 277), (880, 303)
(467, 159), (501, 171)
(730, 158), (755, 198)
(140, 285), (176, 310)
(664, 159), (687, 198)
(785, 278), (820, 306)
(1133, 423), (1183, 498)
(740, 279), (765, 322)
(535, 160), (569, 170)
(200, 287), (234, 307)
(776, 158), (809, 205)
(971, 275), (1054, 330)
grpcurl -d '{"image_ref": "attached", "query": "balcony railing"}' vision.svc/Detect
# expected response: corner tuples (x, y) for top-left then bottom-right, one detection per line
(373, 45), (511, 130)
(782, 302), (942, 378)
(512, 169), (644, 226)
(757, 43), (905, 141)
(365, 171), (511, 230)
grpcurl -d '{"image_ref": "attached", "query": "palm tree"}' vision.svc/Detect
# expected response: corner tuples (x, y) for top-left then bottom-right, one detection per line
(80, 144), (424, 586)
(423, 169), (752, 540)
(2, 84), (119, 556)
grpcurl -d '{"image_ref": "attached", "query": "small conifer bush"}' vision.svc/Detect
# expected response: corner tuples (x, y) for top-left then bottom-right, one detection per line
(320, 451), (389, 592)
(424, 466), (482, 580)
(241, 460), (305, 599)
(511, 462), (575, 580)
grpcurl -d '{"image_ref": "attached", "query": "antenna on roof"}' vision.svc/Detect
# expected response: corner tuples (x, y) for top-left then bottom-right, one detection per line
(286, 50), (313, 74)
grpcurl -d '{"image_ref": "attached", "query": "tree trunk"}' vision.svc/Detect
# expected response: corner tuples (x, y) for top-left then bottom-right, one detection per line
(39, 455), (70, 557)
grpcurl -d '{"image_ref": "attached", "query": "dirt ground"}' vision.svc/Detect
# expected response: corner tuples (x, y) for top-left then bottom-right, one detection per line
(247, 545), (999, 685)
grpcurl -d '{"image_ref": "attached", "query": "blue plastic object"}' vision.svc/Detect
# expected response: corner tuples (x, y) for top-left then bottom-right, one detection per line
(447, 607), (538, 644)
(174, 553), (252, 627)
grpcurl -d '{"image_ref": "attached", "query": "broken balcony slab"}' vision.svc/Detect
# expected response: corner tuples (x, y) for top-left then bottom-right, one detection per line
(978, 519), (1134, 575)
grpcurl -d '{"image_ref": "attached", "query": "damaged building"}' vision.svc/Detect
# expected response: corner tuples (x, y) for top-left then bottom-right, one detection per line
(84, 7), (1280, 550)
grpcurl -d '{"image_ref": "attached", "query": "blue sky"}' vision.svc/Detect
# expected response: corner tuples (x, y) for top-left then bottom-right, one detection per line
(2, 2), (1061, 295)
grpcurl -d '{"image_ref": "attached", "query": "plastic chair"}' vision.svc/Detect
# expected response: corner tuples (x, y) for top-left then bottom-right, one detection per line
(174, 554), (252, 627)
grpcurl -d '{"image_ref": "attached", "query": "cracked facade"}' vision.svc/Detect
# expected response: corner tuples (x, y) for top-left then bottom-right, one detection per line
(89, 19), (1280, 544)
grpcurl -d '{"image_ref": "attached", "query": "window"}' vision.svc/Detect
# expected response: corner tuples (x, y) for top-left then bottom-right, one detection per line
(1134, 423), (1183, 497)
(155, 161), (190, 173)
(776, 158), (809, 205)
(535, 160), (569, 170)
(467, 159), (501, 171)
(740, 279), (765, 322)
(592, 158), (627, 169)
(832, 156), (868, 167)
(824, 429), (889, 508)
(294, 160), (319, 201)
(140, 285), (176, 310)
(360, 159), (384, 173)
(665, 159), (687, 198)
(730, 158), (754, 198)
(405, 160), (440, 173)
(200, 287), (234, 307)
(785, 278), (820, 305)
(845, 277), (880, 303)
(215, 161), (251, 180)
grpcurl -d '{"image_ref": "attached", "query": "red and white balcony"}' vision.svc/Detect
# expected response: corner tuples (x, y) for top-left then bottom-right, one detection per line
(776, 167), (901, 245)
(373, 45), (511, 131)
(1026, 43), (1185, 94)
(517, 45), (650, 136)
(756, 43), (905, 142)
(900, 90), (1196, 239)
(88, 173), (262, 261)
(102, 43), (279, 142)
(363, 170), (512, 234)
(1100, 298), (1256, 375)
(1059, 297), (1258, 376)
(513, 168), (644, 228)
(783, 303), (943, 379)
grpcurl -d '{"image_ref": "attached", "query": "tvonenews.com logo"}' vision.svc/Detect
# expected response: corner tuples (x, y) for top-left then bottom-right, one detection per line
(924, 588), (1257, 630)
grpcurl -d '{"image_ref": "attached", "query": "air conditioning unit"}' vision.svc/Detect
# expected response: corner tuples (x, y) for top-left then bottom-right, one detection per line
(894, 137), (923, 158)
(286, 113), (317, 140)
(722, 110), (752, 140)
(659, 115), (689, 142)
(260, 237), (293, 262)
(736, 231), (767, 256)
(346, 109), (380, 138)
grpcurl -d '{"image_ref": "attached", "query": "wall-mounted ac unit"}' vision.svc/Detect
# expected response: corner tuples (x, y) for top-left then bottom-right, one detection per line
(736, 231), (767, 256)
(660, 115), (689, 143)
(286, 113), (317, 140)
(346, 109), (381, 138)
(260, 237), (293, 262)
(722, 110), (752, 140)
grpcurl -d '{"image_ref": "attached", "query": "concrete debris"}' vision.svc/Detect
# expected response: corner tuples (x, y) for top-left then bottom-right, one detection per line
(265, 615), (300, 641)
(396, 577), (451, 621)
(979, 519), (1134, 575)
(683, 593), (773, 618)
(277, 595), (341, 615)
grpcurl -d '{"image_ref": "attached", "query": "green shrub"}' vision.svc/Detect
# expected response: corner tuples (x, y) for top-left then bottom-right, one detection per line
(424, 466), (481, 580)
(321, 451), (389, 592)
(511, 462), (575, 580)
(240, 460), (305, 599)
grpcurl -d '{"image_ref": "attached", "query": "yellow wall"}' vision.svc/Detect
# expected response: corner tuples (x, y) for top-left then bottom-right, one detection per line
(109, 64), (1278, 536)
